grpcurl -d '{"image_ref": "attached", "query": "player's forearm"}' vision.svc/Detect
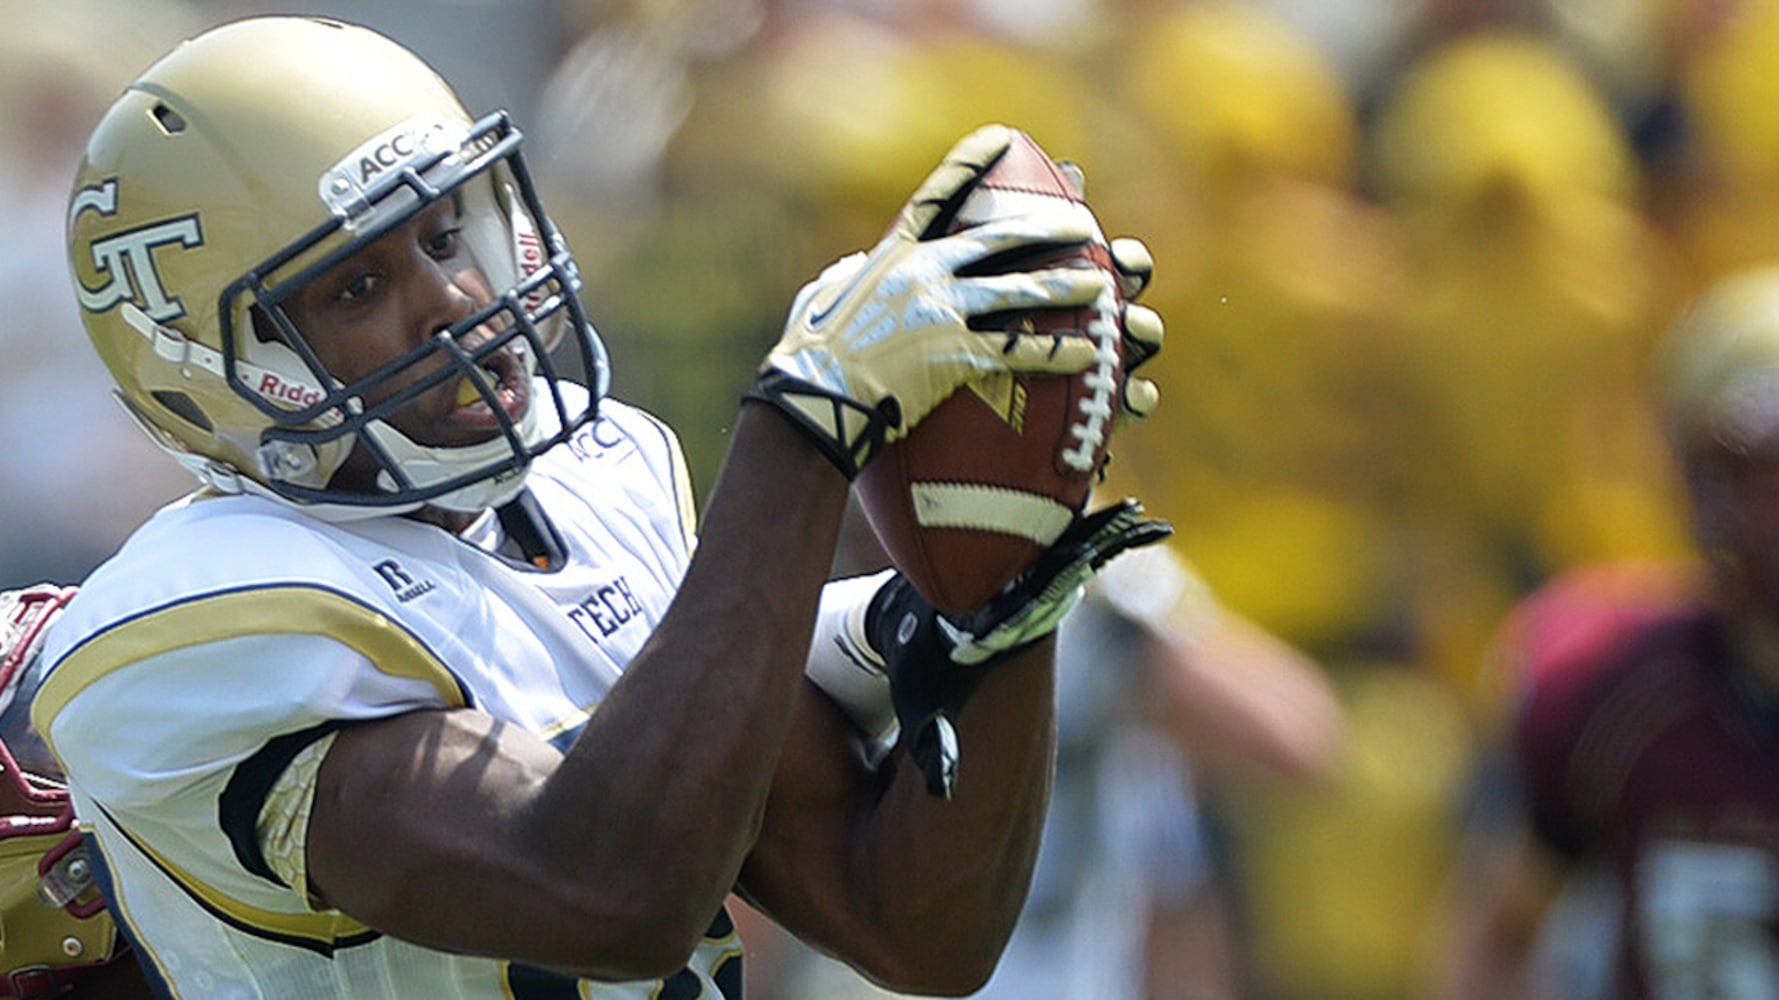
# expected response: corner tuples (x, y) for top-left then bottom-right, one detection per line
(307, 408), (852, 981)
(865, 640), (1055, 989)
(736, 641), (1057, 995)
(772, 639), (1053, 995)
(1155, 613), (1345, 786)
(542, 404), (851, 960)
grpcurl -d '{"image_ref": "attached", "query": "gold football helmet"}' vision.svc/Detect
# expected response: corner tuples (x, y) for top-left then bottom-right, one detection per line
(1656, 266), (1779, 628)
(1658, 264), (1779, 457)
(66, 16), (608, 517)
(0, 586), (132, 998)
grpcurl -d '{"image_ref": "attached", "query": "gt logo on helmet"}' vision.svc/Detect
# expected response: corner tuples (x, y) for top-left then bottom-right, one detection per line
(70, 178), (204, 323)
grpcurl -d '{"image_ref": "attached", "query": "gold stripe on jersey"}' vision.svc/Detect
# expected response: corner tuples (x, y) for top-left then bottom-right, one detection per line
(531, 703), (596, 748)
(95, 799), (379, 952)
(633, 406), (699, 551)
(34, 583), (469, 735)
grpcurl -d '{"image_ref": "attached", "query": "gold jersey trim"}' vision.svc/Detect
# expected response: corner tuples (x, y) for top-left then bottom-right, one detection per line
(96, 799), (379, 953)
(34, 583), (469, 734)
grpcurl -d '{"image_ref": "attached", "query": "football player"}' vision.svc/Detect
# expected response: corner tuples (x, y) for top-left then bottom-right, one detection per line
(0, 585), (150, 998)
(36, 14), (1166, 999)
(1441, 265), (1779, 998)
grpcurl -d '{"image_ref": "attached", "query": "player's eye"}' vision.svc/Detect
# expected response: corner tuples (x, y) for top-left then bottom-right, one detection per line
(334, 271), (381, 303)
(418, 195), (464, 260)
(423, 226), (463, 259)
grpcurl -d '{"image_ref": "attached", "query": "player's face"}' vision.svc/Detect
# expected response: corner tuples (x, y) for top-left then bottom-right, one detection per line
(1688, 439), (1779, 617)
(284, 196), (534, 490)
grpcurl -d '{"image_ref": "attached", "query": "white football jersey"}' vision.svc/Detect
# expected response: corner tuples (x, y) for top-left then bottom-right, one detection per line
(31, 390), (746, 999)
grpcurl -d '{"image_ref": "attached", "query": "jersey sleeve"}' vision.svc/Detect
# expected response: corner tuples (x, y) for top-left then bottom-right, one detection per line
(34, 589), (468, 930)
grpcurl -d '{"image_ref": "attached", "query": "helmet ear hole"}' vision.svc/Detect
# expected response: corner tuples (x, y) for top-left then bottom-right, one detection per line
(151, 103), (187, 136)
(150, 390), (214, 433)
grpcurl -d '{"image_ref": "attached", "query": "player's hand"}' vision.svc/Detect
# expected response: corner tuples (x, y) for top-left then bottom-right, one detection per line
(0, 584), (75, 714)
(1057, 161), (1164, 423)
(840, 499), (1172, 797)
(750, 124), (1109, 478)
(1111, 239), (1163, 421)
(941, 498), (1173, 665)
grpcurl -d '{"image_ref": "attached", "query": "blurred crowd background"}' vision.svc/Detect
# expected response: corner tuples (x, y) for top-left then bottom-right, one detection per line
(5, 0), (1775, 996)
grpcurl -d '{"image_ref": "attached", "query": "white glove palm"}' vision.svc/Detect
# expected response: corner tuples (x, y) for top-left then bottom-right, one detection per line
(752, 125), (1109, 477)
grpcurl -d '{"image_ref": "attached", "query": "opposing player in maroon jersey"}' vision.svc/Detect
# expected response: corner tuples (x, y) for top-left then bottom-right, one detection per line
(1442, 265), (1779, 999)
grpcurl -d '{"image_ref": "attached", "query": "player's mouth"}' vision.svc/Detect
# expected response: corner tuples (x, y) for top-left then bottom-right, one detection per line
(445, 346), (530, 430)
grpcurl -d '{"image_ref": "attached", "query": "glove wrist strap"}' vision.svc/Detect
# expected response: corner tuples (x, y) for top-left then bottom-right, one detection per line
(744, 370), (896, 480)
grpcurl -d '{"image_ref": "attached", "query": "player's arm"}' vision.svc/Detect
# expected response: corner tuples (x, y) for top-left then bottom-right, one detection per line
(302, 126), (1108, 980)
(734, 504), (1169, 995)
(737, 641), (1058, 995)
(1097, 545), (1345, 786)
(307, 405), (849, 977)
(726, 133), (1170, 992)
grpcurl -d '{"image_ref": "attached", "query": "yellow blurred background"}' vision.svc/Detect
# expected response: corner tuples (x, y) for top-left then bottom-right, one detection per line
(6, 0), (1775, 996)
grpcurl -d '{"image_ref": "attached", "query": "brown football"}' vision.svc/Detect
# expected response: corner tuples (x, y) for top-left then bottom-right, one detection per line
(855, 128), (1124, 615)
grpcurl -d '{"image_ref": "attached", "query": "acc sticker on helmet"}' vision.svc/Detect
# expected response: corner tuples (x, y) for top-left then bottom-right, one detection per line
(319, 114), (461, 222)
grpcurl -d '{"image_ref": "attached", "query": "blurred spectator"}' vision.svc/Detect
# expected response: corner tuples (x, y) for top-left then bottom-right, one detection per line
(1664, 1), (1779, 288)
(1440, 264), (1779, 999)
(1366, 28), (1690, 620)
(1352, 30), (1695, 1000)
(1108, 0), (1415, 653)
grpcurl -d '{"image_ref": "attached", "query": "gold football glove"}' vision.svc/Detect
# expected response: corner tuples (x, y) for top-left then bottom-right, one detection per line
(1057, 162), (1164, 423)
(751, 124), (1108, 478)
(1110, 238), (1164, 421)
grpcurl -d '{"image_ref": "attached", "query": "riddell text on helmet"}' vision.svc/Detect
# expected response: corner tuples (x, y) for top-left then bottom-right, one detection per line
(256, 371), (324, 409)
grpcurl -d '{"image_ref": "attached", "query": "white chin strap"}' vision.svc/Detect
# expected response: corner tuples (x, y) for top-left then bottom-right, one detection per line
(361, 397), (545, 513)
(164, 441), (532, 522)
(152, 394), (546, 522)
